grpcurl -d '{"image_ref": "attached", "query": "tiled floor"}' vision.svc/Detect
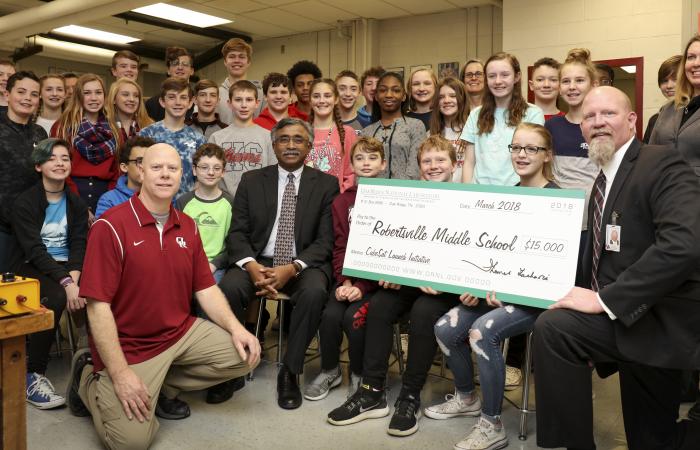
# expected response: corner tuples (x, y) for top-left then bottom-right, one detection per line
(27, 329), (692, 450)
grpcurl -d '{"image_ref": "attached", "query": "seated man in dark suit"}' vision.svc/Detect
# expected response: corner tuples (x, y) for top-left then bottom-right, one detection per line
(534, 86), (700, 450)
(219, 117), (339, 409)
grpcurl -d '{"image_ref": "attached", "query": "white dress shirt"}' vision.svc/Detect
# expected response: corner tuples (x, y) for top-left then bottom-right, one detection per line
(236, 165), (307, 270)
(596, 136), (634, 320)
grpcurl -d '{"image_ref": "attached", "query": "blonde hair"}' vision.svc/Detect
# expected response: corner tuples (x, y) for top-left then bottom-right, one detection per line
(407, 68), (437, 111)
(417, 135), (457, 165)
(512, 122), (555, 181)
(560, 48), (597, 84)
(54, 73), (116, 143)
(675, 35), (700, 107)
(105, 78), (152, 148)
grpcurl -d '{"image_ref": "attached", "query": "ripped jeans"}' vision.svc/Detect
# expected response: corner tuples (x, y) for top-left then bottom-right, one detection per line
(434, 302), (541, 417)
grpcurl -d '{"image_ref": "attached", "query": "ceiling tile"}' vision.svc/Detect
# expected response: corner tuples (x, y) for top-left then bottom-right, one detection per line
(202, 0), (268, 13)
(320, 0), (410, 19)
(240, 8), (329, 33)
(383, 0), (458, 15)
(277, 1), (357, 24)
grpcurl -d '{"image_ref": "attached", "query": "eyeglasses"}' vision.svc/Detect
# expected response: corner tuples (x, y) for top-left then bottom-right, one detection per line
(276, 136), (308, 145)
(599, 78), (612, 86)
(169, 60), (192, 68)
(464, 71), (484, 79)
(195, 164), (224, 173)
(508, 144), (548, 155)
(127, 157), (143, 165)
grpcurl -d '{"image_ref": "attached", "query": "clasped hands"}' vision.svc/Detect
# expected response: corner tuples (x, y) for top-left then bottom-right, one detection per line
(247, 261), (296, 296)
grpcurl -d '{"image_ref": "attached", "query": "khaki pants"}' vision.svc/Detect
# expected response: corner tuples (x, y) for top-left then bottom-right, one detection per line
(78, 319), (254, 450)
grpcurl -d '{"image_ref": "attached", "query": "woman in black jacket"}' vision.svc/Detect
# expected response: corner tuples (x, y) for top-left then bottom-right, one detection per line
(12, 138), (88, 410)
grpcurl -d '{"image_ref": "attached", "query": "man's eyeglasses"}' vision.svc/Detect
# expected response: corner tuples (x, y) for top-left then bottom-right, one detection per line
(169, 60), (192, 68)
(127, 157), (143, 165)
(195, 164), (224, 173)
(276, 136), (307, 145)
(508, 144), (548, 155)
(464, 71), (484, 79)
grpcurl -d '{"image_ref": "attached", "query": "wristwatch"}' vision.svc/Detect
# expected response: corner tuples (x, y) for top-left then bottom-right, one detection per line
(292, 261), (303, 276)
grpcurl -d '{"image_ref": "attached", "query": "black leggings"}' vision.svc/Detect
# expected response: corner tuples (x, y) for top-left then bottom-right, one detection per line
(362, 286), (460, 397)
(318, 285), (371, 375)
(19, 263), (66, 374)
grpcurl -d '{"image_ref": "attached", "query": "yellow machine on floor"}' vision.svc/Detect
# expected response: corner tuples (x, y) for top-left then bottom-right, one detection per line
(0, 273), (41, 318)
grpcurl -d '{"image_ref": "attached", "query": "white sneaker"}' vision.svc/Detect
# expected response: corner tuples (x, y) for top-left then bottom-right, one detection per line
(303, 367), (342, 400)
(504, 366), (521, 391)
(454, 417), (508, 450)
(424, 391), (481, 419)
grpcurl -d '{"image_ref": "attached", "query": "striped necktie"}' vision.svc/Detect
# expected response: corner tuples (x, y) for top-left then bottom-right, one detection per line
(590, 170), (606, 291)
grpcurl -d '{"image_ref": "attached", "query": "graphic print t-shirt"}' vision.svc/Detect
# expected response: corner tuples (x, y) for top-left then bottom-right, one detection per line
(41, 194), (69, 261)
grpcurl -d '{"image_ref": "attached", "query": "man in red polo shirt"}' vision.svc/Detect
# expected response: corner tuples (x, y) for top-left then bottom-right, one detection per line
(66, 143), (260, 450)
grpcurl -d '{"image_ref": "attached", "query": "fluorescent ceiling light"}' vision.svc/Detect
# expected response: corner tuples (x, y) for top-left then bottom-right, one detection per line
(132, 3), (232, 28)
(620, 65), (636, 74)
(53, 25), (140, 44)
(35, 36), (116, 59)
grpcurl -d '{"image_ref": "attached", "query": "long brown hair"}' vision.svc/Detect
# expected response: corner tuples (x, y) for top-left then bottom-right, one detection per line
(675, 34), (700, 107)
(477, 52), (529, 135)
(308, 78), (346, 154)
(54, 73), (116, 143)
(105, 78), (152, 148)
(429, 77), (469, 136)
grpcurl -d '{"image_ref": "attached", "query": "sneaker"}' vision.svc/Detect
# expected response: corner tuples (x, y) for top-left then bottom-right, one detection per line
(67, 348), (92, 417)
(688, 400), (700, 422)
(155, 393), (190, 420)
(504, 366), (522, 391)
(26, 373), (65, 409)
(327, 384), (389, 425)
(304, 367), (342, 401)
(424, 391), (481, 419)
(387, 393), (421, 436)
(454, 417), (508, 450)
(347, 372), (362, 399)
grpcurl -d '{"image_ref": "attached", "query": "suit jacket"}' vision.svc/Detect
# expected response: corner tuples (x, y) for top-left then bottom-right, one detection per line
(227, 164), (339, 280)
(576, 139), (700, 369)
(648, 100), (700, 177)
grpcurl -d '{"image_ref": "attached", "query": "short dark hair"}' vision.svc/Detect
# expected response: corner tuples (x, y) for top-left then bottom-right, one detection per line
(229, 80), (258, 100)
(658, 55), (682, 86)
(32, 138), (71, 165)
(287, 60), (322, 84)
(360, 66), (385, 88)
(159, 77), (193, 99)
(62, 72), (78, 80)
(120, 136), (156, 165)
(595, 63), (614, 84)
(0, 59), (15, 69)
(335, 70), (358, 82)
(7, 71), (39, 92)
(533, 57), (560, 71)
(193, 143), (225, 167)
(262, 72), (290, 95)
(112, 50), (140, 68)
(194, 79), (218, 95)
(165, 46), (193, 66)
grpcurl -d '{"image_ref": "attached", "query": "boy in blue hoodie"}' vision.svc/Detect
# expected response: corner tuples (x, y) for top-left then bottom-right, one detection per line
(95, 136), (155, 218)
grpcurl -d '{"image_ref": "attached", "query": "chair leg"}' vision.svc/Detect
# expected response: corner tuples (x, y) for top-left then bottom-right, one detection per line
(519, 331), (535, 440)
(393, 323), (405, 374)
(66, 311), (76, 357)
(248, 297), (267, 381)
(277, 300), (284, 366)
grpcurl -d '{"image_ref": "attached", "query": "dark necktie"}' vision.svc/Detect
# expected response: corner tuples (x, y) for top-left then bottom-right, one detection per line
(591, 170), (606, 291)
(273, 172), (296, 267)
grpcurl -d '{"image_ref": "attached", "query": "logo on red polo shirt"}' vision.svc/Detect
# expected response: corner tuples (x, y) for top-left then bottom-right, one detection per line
(176, 237), (187, 248)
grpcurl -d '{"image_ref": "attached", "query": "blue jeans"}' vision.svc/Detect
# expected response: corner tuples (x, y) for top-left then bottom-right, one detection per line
(434, 302), (541, 417)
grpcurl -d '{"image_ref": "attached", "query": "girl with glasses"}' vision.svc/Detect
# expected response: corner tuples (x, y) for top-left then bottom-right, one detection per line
(425, 123), (557, 450)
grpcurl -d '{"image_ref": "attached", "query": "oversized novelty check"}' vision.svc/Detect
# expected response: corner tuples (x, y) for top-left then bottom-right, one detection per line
(342, 178), (586, 309)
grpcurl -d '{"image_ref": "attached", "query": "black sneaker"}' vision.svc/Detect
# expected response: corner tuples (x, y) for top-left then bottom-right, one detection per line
(155, 393), (190, 420)
(206, 377), (245, 404)
(67, 348), (92, 417)
(689, 400), (700, 422)
(387, 393), (421, 436)
(327, 383), (389, 425)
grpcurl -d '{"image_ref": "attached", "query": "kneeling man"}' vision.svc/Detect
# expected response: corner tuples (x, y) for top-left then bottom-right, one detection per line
(534, 87), (700, 450)
(67, 143), (260, 450)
